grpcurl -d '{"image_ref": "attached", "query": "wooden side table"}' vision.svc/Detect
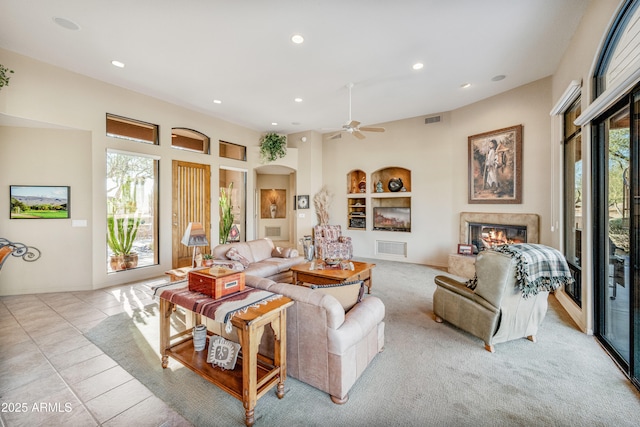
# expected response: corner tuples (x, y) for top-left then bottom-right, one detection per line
(158, 289), (293, 426)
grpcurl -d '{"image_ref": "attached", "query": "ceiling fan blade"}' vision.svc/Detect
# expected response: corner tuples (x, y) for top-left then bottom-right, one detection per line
(347, 120), (360, 128)
(353, 130), (366, 140)
(359, 126), (385, 132)
(328, 132), (342, 140)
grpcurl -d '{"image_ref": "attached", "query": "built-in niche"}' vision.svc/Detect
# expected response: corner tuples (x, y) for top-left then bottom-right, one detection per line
(346, 167), (411, 232)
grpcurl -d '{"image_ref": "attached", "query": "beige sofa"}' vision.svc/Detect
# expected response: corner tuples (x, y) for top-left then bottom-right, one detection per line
(211, 238), (305, 283)
(246, 275), (385, 404)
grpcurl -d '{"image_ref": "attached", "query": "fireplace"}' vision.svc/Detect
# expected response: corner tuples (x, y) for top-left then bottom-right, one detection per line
(460, 212), (539, 247)
(468, 223), (527, 253)
(449, 212), (540, 278)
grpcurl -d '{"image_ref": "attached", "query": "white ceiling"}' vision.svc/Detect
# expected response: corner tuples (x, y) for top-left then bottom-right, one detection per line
(0, 0), (590, 135)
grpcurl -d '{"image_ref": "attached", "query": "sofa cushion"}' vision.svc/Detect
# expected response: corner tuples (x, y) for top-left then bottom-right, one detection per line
(244, 261), (280, 278)
(246, 238), (276, 262)
(271, 246), (299, 258)
(311, 280), (364, 312)
(226, 247), (250, 268)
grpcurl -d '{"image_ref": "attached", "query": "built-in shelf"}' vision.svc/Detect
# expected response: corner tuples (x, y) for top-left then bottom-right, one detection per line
(346, 167), (412, 232)
(347, 196), (366, 230)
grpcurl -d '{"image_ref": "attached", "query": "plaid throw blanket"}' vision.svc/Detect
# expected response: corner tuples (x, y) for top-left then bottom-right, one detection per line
(467, 244), (574, 298)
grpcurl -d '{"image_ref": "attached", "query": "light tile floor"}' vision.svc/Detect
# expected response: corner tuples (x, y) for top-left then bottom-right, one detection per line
(0, 279), (191, 427)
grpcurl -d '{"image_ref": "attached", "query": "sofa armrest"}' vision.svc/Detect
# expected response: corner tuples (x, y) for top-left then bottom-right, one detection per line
(327, 296), (385, 355)
(338, 236), (352, 244)
(434, 275), (498, 314)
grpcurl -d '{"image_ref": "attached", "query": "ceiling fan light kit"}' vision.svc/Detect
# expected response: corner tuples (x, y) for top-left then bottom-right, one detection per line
(329, 83), (385, 140)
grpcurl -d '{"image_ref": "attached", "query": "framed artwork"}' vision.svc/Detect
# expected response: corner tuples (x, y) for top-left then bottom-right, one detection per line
(468, 125), (522, 204)
(10, 185), (70, 219)
(457, 244), (473, 256)
(297, 195), (310, 209)
(207, 336), (240, 370)
(260, 189), (286, 218)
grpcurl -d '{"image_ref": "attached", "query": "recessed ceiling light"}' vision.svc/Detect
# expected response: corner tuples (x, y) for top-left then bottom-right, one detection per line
(111, 60), (125, 68)
(291, 34), (304, 44)
(291, 122), (301, 126)
(52, 17), (80, 31)
(271, 122), (278, 126)
(460, 83), (472, 89)
(491, 75), (506, 81)
(213, 99), (222, 104)
(294, 98), (303, 103)
(412, 63), (424, 70)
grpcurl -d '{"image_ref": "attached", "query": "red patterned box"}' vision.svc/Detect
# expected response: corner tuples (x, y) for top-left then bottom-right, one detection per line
(188, 267), (245, 299)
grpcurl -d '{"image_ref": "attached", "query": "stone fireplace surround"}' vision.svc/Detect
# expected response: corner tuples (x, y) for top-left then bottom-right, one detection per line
(449, 212), (540, 278)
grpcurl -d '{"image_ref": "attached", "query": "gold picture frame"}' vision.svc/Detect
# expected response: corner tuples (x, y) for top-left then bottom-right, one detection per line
(468, 125), (522, 204)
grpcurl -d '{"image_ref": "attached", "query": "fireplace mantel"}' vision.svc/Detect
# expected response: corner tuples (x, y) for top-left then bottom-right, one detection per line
(449, 212), (540, 279)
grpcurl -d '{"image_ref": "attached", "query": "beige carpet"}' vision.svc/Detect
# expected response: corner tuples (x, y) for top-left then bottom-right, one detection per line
(86, 258), (640, 426)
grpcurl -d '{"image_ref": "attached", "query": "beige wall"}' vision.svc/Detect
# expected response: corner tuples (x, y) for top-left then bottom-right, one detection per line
(0, 0), (625, 301)
(321, 77), (553, 266)
(0, 127), (93, 294)
(0, 48), (263, 294)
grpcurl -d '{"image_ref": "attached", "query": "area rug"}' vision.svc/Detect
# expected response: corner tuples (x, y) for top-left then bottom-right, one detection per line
(86, 259), (640, 426)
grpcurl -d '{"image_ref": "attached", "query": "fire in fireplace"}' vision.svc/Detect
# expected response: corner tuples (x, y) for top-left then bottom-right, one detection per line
(468, 222), (527, 253)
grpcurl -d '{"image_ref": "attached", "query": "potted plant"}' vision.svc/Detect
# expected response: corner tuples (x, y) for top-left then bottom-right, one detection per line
(107, 177), (143, 270)
(203, 253), (214, 267)
(259, 132), (287, 163)
(0, 64), (14, 91)
(219, 182), (234, 244)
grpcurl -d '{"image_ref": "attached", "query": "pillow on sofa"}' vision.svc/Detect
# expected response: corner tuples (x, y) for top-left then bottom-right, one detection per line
(226, 247), (250, 268)
(271, 247), (300, 258)
(212, 259), (245, 271)
(310, 280), (364, 312)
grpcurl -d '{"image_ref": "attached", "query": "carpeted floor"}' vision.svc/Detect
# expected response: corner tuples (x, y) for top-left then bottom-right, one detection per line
(86, 259), (640, 426)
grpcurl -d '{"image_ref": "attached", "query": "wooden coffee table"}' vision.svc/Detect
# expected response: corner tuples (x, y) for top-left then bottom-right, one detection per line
(290, 261), (376, 293)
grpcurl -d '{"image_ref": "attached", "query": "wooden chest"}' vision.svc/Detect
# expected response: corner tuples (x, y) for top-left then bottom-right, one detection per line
(188, 267), (245, 299)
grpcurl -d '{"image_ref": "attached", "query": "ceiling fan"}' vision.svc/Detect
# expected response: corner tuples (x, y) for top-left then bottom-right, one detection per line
(328, 83), (385, 140)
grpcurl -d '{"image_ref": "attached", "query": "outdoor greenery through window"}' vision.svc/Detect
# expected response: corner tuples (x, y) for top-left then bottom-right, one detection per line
(106, 151), (158, 272)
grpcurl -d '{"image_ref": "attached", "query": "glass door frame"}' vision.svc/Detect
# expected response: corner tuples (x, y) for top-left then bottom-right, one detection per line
(592, 90), (639, 389)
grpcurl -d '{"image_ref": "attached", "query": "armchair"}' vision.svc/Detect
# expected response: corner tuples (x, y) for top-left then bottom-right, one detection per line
(433, 250), (550, 352)
(313, 225), (353, 260)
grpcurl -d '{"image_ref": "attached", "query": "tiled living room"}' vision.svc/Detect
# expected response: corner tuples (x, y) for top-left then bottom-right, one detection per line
(2, 1), (640, 426)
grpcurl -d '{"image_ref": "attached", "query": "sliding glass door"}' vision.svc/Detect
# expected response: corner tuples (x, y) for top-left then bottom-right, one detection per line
(594, 89), (639, 389)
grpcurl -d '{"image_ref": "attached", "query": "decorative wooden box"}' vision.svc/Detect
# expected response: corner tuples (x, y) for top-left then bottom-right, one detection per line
(188, 267), (245, 299)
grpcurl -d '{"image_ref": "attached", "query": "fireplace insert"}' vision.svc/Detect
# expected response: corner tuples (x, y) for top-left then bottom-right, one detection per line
(468, 222), (526, 253)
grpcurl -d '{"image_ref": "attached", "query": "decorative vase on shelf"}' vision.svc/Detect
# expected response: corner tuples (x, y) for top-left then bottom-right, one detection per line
(270, 204), (277, 218)
(376, 180), (383, 193)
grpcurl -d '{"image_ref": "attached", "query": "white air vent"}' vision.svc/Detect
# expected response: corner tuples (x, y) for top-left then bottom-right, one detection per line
(265, 226), (281, 238)
(376, 240), (407, 257)
(424, 115), (441, 124)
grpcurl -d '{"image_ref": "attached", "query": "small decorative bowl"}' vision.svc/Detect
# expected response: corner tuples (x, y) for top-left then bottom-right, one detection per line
(324, 258), (341, 266)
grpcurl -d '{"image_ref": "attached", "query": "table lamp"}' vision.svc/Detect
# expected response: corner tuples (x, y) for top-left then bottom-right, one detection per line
(181, 222), (209, 267)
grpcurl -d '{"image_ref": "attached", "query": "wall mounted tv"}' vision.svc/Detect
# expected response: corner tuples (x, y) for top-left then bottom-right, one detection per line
(373, 207), (411, 232)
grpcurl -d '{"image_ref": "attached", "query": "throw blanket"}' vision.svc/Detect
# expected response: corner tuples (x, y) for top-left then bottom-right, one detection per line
(468, 244), (574, 298)
(153, 281), (282, 333)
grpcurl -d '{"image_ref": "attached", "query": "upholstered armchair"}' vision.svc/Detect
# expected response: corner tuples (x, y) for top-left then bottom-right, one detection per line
(313, 225), (353, 260)
(432, 250), (551, 352)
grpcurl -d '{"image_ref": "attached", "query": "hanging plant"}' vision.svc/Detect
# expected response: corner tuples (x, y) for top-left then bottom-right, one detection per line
(259, 132), (287, 163)
(0, 64), (14, 90)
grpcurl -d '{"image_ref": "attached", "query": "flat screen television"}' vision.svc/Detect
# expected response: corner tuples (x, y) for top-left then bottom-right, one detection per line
(373, 207), (411, 232)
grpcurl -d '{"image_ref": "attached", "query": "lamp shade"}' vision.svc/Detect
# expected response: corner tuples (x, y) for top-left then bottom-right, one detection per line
(181, 222), (209, 247)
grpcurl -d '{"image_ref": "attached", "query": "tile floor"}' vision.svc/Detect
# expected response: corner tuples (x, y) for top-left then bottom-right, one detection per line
(0, 279), (191, 427)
